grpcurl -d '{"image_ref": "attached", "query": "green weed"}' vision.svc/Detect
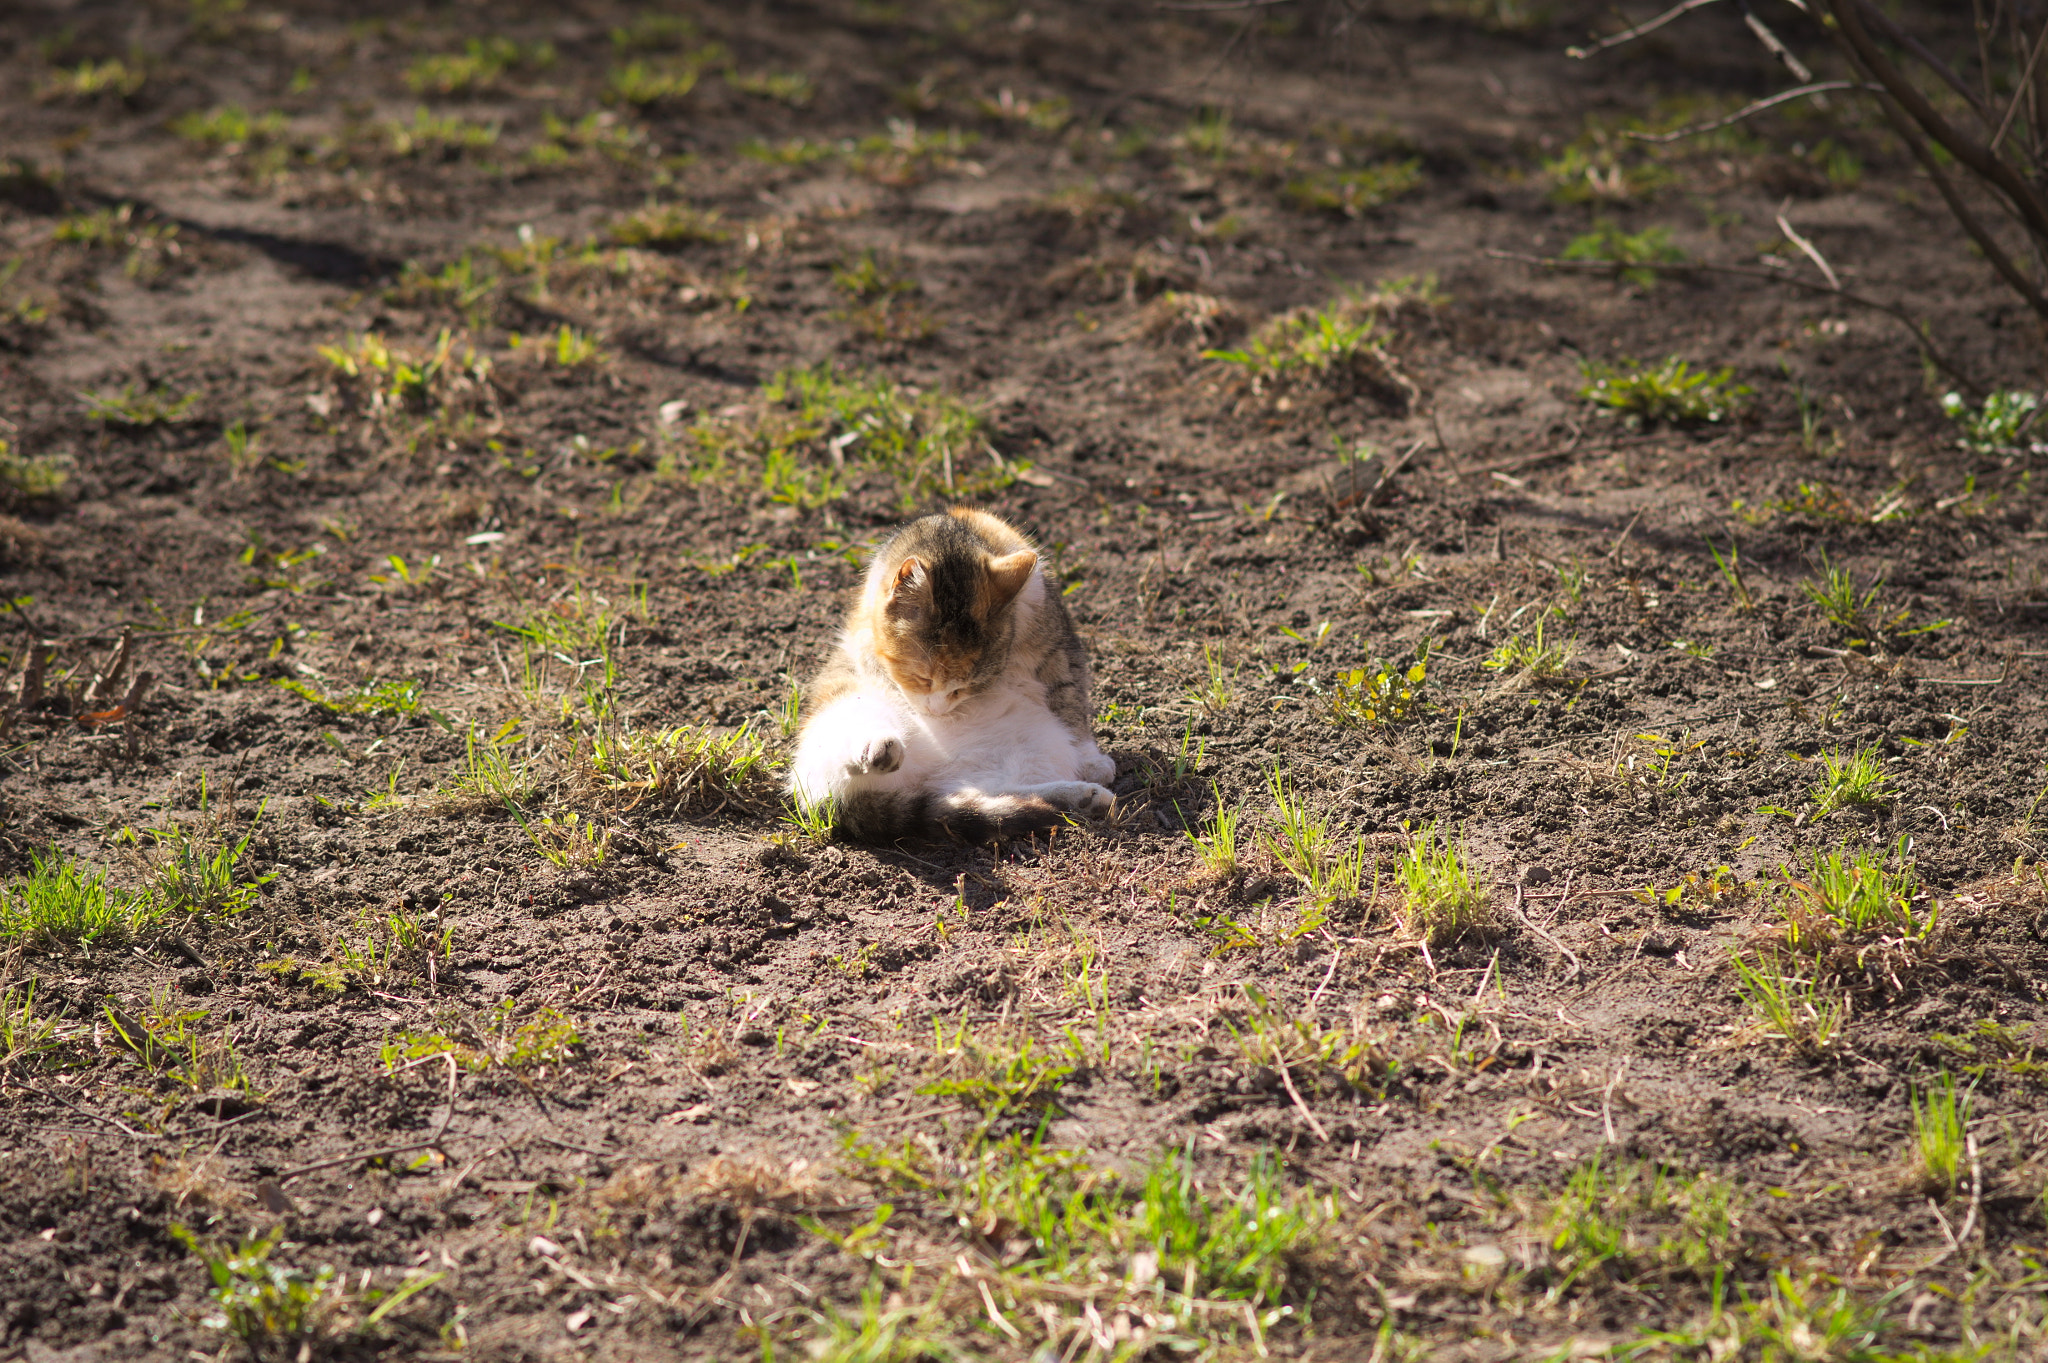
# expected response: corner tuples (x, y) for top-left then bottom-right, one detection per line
(728, 69), (815, 107)
(1540, 1155), (1745, 1294)
(1482, 619), (1575, 682)
(82, 383), (198, 427)
(403, 37), (553, 96)
(171, 104), (287, 146)
(1578, 356), (1748, 427)
(1705, 537), (1755, 613)
(0, 982), (66, 1073)
(1204, 305), (1378, 386)
(274, 676), (422, 718)
(526, 809), (611, 868)
(1230, 985), (1393, 1098)
(1730, 948), (1845, 1054)
(1329, 642), (1429, 727)
(1396, 822), (1491, 943)
(582, 719), (781, 815)
(0, 439), (69, 499)
(43, 58), (145, 100)
(1189, 643), (1234, 715)
(781, 790), (838, 843)
(920, 1029), (1073, 1131)
(381, 107), (499, 155)
(1808, 744), (1891, 817)
(1909, 1071), (1970, 1198)
(1781, 839), (1931, 944)
(441, 721), (537, 811)
(605, 202), (729, 248)
(383, 999), (580, 1072)
(148, 808), (276, 919)
(1181, 783), (1242, 877)
(1562, 220), (1687, 288)
(1942, 388), (2041, 455)
(1281, 159), (1423, 217)
(1800, 551), (1883, 634)
(172, 1225), (444, 1351)
(1265, 769), (1370, 903)
(607, 60), (699, 106)
(0, 853), (159, 946)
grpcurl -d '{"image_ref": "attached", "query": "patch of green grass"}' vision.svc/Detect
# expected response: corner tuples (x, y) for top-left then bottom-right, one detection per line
(382, 107), (499, 156)
(1800, 550), (1882, 634)
(0, 438), (69, 499)
(1265, 768), (1370, 904)
(0, 982), (66, 1073)
(606, 60), (699, 107)
(171, 104), (287, 146)
(919, 1031), (1073, 1132)
(403, 37), (553, 96)
(1539, 1154), (1745, 1294)
(1730, 947), (1845, 1054)
(147, 809), (276, 919)
(604, 202), (729, 248)
(1181, 782), (1242, 878)
(1909, 1071), (1971, 1198)
(1482, 619), (1575, 681)
(383, 999), (581, 1072)
(739, 136), (835, 166)
(1562, 220), (1687, 288)
(523, 322), (605, 367)
(1579, 356), (1748, 427)
(43, 58), (146, 100)
(1329, 642), (1429, 727)
(1781, 839), (1931, 944)
(53, 204), (184, 281)
(686, 363), (1008, 511)
(274, 676), (423, 718)
(0, 852), (160, 946)
(317, 328), (492, 418)
(848, 119), (976, 185)
(1808, 743), (1890, 817)
(82, 383), (198, 427)
(780, 790), (838, 843)
(440, 721), (537, 812)
(582, 719), (781, 816)
(172, 1225), (444, 1352)
(1281, 158), (1423, 216)
(1188, 643), (1235, 715)
(1204, 305), (1378, 385)
(1229, 984), (1393, 1098)
(1941, 388), (2040, 455)
(1395, 821), (1491, 943)
(728, 68), (815, 106)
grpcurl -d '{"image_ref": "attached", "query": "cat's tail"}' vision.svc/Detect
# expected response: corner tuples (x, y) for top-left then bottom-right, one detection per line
(835, 788), (1068, 843)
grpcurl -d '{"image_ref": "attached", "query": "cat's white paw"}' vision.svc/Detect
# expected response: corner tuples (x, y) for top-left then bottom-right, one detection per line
(1078, 748), (1116, 785)
(849, 735), (904, 776)
(1030, 781), (1115, 818)
(1074, 782), (1115, 818)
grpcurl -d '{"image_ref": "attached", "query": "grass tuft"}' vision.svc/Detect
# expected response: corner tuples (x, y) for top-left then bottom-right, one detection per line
(1808, 744), (1891, 817)
(1, 852), (159, 947)
(1579, 355), (1748, 427)
(1395, 822), (1491, 943)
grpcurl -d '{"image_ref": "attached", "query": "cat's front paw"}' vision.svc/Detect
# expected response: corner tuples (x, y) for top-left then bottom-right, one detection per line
(849, 735), (904, 776)
(1074, 782), (1115, 818)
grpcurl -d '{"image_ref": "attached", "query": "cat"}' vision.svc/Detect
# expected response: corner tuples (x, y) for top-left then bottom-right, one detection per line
(789, 507), (1117, 841)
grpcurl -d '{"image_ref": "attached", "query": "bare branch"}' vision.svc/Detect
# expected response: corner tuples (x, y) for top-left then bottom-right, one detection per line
(1623, 81), (1871, 143)
(1828, 0), (2048, 250)
(1851, 0), (1994, 127)
(1991, 20), (2048, 153)
(1567, 0), (1723, 60)
(1743, 7), (1813, 84)
(1776, 211), (1839, 291)
(1482, 248), (1985, 395)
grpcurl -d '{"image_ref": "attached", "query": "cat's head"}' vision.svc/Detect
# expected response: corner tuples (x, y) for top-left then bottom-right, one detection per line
(868, 517), (1037, 716)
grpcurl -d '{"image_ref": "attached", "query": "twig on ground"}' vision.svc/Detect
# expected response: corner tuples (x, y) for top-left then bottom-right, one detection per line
(1776, 211), (1841, 291)
(1509, 884), (1582, 982)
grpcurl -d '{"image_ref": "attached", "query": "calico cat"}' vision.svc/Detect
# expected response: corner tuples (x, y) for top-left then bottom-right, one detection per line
(790, 507), (1116, 841)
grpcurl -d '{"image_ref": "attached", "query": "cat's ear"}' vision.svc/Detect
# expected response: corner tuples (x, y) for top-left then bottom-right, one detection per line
(984, 550), (1036, 608)
(886, 556), (928, 614)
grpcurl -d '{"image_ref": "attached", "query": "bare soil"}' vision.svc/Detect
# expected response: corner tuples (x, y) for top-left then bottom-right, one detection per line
(4, 1), (2048, 1359)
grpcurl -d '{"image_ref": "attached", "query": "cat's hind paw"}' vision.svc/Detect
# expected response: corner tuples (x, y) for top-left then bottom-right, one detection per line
(1078, 749), (1116, 785)
(1029, 781), (1115, 819)
(849, 735), (904, 776)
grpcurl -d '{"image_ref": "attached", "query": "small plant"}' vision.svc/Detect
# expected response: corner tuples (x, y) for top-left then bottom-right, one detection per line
(605, 202), (729, 248)
(1182, 783), (1242, 878)
(1578, 356), (1748, 427)
(1731, 947), (1845, 1054)
(1562, 220), (1688, 288)
(441, 721), (536, 811)
(1908, 1071), (1971, 1198)
(606, 60), (700, 106)
(545, 323), (606, 367)
(403, 37), (553, 96)
(527, 810), (611, 867)
(1396, 822), (1491, 943)
(781, 790), (838, 842)
(1329, 643), (1429, 727)
(0, 439), (70, 499)
(1482, 619), (1575, 682)
(581, 720), (781, 815)
(728, 69), (815, 106)
(43, 58), (146, 100)
(1782, 839), (1931, 943)
(171, 104), (288, 146)
(172, 1227), (335, 1348)
(380, 107), (499, 156)
(1189, 643), (1234, 715)
(1204, 305), (1378, 385)
(1808, 744), (1891, 817)
(1281, 159), (1423, 217)
(1942, 388), (2041, 455)
(0, 853), (159, 946)
(1801, 551), (1883, 634)
(149, 808), (276, 919)
(274, 676), (422, 718)
(1705, 537), (1755, 613)
(82, 383), (198, 427)
(0, 983), (65, 1073)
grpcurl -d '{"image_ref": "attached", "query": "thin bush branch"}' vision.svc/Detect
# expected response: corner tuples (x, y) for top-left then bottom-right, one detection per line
(1624, 81), (1871, 143)
(1567, 0), (1723, 60)
(1743, 8), (1813, 83)
(1991, 20), (2048, 153)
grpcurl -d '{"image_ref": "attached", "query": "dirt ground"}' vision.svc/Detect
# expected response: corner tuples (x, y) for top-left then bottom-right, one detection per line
(4, 1), (2048, 1359)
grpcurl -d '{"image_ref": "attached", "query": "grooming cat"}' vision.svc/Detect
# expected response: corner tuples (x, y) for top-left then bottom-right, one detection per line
(789, 507), (1117, 841)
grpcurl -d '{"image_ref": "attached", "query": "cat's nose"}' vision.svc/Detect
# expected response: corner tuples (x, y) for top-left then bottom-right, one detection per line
(925, 692), (954, 715)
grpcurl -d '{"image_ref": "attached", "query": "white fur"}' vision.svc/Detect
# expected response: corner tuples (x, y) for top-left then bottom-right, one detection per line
(791, 616), (1116, 816)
